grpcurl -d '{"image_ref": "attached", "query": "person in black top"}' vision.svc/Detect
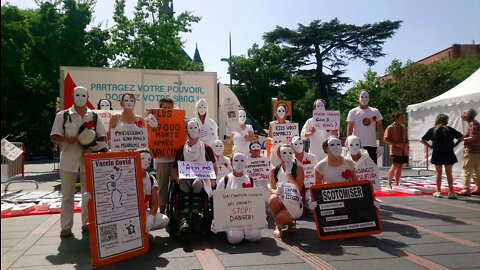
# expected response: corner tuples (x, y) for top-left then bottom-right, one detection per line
(421, 114), (463, 199)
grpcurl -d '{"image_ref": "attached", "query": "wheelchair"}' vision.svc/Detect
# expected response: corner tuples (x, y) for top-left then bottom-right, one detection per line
(165, 179), (213, 239)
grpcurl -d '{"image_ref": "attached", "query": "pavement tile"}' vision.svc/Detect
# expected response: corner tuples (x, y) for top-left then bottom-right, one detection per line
(424, 253), (480, 269)
(0, 238), (23, 248)
(446, 232), (480, 243)
(225, 262), (314, 270)
(374, 234), (449, 246)
(217, 250), (302, 267)
(315, 246), (396, 261)
(104, 256), (202, 270)
(402, 242), (480, 256)
(422, 225), (480, 233)
(1, 230), (31, 240)
(9, 253), (91, 268)
(329, 257), (426, 270)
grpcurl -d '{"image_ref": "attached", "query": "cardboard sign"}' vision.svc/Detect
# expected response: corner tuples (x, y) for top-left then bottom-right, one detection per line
(271, 123), (299, 144)
(313, 110), (340, 130)
(302, 164), (316, 189)
(310, 180), (382, 240)
(245, 157), (271, 188)
(178, 161), (216, 180)
(272, 100), (292, 118)
(1, 139), (23, 161)
(213, 187), (266, 232)
(92, 110), (122, 130)
(223, 98), (239, 132)
(355, 155), (381, 191)
(147, 109), (186, 159)
(110, 127), (148, 152)
(84, 152), (148, 267)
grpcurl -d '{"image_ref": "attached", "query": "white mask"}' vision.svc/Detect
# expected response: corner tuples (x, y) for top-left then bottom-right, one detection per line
(213, 140), (224, 156)
(276, 106), (286, 120)
(328, 138), (343, 157)
(315, 100), (325, 111)
(196, 99), (207, 116)
(347, 136), (361, 155)
(73, 86), (88, 107)
(238, 110), (247, 125)
(99, 100), (111, 110)
(250, 143), (261, 151)
(232, 153), (246, 172)
(279, 146), (294, 163)
(359, 90), (370, 106)
(145, 114), (158, 128)
(187, 120), (199, 139)
(292, 136), (304, 153)
(123, 95), (135, 110)
(140, 151), (152, 170)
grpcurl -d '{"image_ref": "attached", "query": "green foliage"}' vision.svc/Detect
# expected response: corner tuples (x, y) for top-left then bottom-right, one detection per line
(111, 0), (202, 70)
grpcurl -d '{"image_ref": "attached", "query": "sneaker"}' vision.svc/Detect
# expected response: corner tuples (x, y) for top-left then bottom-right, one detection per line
(447, 192), (458, 199)
(60, 229), (73, 238)
(433, 192), (442, 198)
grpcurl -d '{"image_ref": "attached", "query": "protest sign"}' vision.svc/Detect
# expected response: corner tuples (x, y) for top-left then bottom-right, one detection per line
(92, 110), (122, 130)
(178, 161), (216, 180)
(213, 187), (266, 232)
(355, 156), (381, 191)
(302, 163), (316, 189)
(223, 98), (239, 132)
(313, 110), (340, 130)
(1, 139), (23, 161)
(84, 152), (148, 267)
(272, 100), (292, 119)
(271, 123), (298, 144)
(310, 180), (382, 240)
(110, 126), (148, 152)
(147, 109), (186, 159)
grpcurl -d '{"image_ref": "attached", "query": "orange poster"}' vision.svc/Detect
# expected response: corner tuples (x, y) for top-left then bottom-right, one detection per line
(147, 109), (186, 159)
(84, 152), (149, 267)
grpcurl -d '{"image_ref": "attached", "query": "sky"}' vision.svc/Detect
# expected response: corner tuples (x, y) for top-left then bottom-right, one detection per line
(2, 0), (480, 90)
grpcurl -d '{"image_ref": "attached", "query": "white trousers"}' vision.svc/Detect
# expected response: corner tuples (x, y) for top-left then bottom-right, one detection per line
(227, 228), (262, 244)
(60, 170), (87, 230)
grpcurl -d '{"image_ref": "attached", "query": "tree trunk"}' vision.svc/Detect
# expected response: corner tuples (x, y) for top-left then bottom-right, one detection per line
(314, 44), (327, 100)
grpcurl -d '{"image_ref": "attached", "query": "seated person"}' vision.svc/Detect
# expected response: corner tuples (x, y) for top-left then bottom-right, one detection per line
(315, 138), (358, 184)
(212, 139), (232, 181)
(170, 120), (218, 232)
(269, 143), (304, 238)
(248, 141), (262, 159)
(139, 148), (170, 232)
(215, 153), (262, 244)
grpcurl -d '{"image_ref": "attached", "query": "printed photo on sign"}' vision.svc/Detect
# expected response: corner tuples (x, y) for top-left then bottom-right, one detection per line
(310, 180), (382, 240)
(110, 127), (148, 152)
(313, 110), (340, 130)
(84, 152), (148, 267)
(178, 161), (216, 180)
(213, 188), (266, 232)
(147, 109), (186, 159)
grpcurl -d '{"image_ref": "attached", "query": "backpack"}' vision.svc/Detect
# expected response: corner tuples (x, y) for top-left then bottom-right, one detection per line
(223, 174), (254, 189)
(273, 162), (297, 183)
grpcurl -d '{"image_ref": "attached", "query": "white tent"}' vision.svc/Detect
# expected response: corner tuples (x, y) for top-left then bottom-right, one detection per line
(406, 68), (480, 173)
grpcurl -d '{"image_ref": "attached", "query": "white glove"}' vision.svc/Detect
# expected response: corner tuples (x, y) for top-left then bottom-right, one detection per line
(376, 146), (384, 157)
(284, 160), (294, 175)
(82, 192), (92, 204)
(146, 214), (155, 233)
(374, 198), (382, 209)
(276, 185), (284, 200)
(308, 200), (318, 211)
(210, 220), (217, 234)
(90, 141), (109, 152)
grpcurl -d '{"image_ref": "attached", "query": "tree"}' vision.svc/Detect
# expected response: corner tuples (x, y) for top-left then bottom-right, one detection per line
(111, 0), (202, 70)
(263, 18), (402, 102)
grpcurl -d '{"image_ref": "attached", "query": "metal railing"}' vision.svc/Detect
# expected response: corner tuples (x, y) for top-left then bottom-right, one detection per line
(1, 142), (39, 193)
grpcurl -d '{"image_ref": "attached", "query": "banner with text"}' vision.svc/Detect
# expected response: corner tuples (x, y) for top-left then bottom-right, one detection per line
(147, 109), (186, 159)
(84, 152), (148, 267)
(110, 127), (148, 152)
(310, 180), (382, 240)
(271, 123), (299, 144)
(178, 161), (216, 180)
(313, 110), (340, 130)
(213, 187), (267, 232)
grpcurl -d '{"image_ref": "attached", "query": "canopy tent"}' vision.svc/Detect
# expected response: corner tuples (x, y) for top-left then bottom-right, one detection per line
(406, 68), (480, 173)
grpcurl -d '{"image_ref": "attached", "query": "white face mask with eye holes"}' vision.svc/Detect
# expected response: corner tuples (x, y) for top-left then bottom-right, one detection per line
(359, 91), (370, 106)
(328, 138), (343, 157)
(292, 137), (304, 153)
(73, 87), (88, 107)
(187, 120), (199, 139)
(276, 106), (286, 120)
(213, 140), (224, 156)
(315, 100), (325, 111)
(347, 136), (361, 155)
(99, 100), (111, 110)
(279, 146), (294, 163)
(140, 151), (152, 170)
(232, 153), (246, 172)
(196, 99), (207, 116)
(123, 95), (135, 110)
(238, 110), (247, 124)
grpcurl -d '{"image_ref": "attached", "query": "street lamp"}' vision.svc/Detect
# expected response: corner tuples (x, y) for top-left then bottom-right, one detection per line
(220, 32), (233, 87)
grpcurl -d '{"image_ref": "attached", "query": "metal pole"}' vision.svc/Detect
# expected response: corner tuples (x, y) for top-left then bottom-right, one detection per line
(229, 32), (232, 88)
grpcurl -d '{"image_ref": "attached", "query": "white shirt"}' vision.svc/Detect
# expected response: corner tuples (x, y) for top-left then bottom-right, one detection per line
(232, 124), (254, 156)
(217, 173), (251, 190)
(301, 118), (332, 160)
(346, 106), (383, 147)
(193, 117), (219, 147)
(314, 157), (356, 184)
(50, 106), (107, 173)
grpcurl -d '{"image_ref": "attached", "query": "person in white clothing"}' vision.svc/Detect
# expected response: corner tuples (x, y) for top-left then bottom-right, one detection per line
(50, 86), (108, 238)
(228, 110), (254, 156)
(301, 99), (338, 160)
(291, 136), (317, 214)
(215, 153), (262, 244)
(212, 140), (232, 181)
(109, 93), (145, 141)
(346, 90), (384, 164)
(269, 143), (304, 238)
(139, 149), (169, 233)
(192, 98), (219, 147)
(315, 138), (357, 185)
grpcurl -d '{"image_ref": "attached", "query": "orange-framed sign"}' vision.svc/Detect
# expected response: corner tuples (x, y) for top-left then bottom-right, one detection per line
(310, 180), (382, 240)
(84, 152), (149, 267)
(147, 109), (186, 159)
(272, 100), (292, 118)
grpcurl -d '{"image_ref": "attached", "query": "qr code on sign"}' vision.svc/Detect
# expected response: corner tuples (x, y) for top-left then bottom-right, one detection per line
(99, 224), (117, 242)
